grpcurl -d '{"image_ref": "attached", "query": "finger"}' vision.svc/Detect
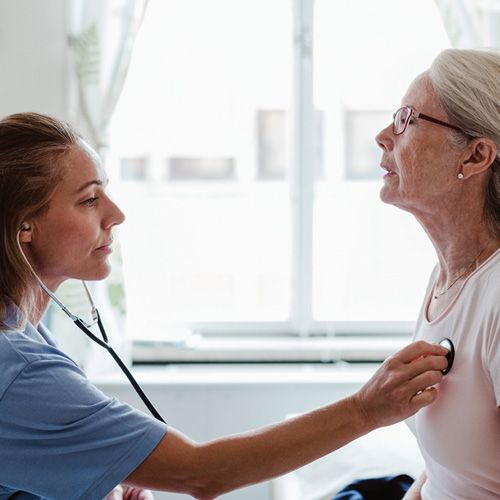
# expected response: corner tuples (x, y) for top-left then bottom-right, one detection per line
(120, 486), (137, 500)
(122, 486), (154, 500)
(409, 386), (439, 412)
(407, 369), (444, 395)
(395, 340), (448, 364)
(405, 353), (448, 380)
(133, 489), (154, 500)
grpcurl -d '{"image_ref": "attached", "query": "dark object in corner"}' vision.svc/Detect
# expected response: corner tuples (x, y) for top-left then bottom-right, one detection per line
(333, 474), (414, 499)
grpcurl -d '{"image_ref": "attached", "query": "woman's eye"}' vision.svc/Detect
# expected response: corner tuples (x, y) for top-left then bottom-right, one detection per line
(81, 197), (99, 207)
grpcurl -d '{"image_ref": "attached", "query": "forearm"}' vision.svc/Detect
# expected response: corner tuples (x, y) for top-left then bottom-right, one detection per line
(195, 395), (371, 497)
(127, 395), (371, 499)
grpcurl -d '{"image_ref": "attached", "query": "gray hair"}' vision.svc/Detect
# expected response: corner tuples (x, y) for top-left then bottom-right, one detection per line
(429, 48), (500, 238)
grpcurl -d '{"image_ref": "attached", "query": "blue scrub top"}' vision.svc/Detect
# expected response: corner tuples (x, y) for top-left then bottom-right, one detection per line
(0, 305), (167, 499)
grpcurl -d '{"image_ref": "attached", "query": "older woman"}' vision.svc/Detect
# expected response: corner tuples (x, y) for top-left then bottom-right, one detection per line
(0, 112), (448, 499)
(376, 48), (500, 499)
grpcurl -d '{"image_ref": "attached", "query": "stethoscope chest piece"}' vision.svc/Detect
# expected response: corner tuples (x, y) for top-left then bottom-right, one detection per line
(439, 338), (455, 375)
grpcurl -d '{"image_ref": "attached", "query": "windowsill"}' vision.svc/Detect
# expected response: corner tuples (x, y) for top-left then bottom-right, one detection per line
(92, 360), (380, 387)
(132, 335), (411, 364)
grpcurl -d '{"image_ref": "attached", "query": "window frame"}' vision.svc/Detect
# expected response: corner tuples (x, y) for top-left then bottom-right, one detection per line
(122, 0), (418, 364)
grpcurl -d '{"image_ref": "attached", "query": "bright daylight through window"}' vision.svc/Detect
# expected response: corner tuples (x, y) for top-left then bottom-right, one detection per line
(107, 0), (451, 356)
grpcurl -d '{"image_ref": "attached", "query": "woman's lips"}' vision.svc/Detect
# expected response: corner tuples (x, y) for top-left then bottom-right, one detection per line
(96, 246), (112, 254)
(96, 240), (113, 253)
(381, 165), (396, 176)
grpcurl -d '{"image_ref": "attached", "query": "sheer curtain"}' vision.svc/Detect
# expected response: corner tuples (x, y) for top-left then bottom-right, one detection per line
(50, 0), (148, 374)
(435, 0), (500, 47)
(67, 0), (148, 151)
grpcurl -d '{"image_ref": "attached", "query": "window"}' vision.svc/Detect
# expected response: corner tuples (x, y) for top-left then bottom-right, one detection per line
(312, 0), (449, 327)
(257, 110), (287, 180)
(108, 0), (451, 357)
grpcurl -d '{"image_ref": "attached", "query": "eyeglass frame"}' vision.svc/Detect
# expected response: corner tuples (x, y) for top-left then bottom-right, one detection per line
(392, 105), (465, 135)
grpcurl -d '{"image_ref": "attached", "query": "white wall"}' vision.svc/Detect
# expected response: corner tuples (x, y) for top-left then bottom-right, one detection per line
(95, 364), (375, 500)
(0, 0), (68, 119)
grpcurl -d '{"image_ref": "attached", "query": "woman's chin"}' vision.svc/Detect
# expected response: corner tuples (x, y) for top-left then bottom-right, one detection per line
(379, 190), (415, 215)
(94, 266), (112, 281)
(379, 186), (397, 205)
(78, 263), (112, 282)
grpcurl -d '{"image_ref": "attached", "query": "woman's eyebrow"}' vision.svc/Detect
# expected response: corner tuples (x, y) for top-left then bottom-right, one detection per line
(73, 178), (109, 194)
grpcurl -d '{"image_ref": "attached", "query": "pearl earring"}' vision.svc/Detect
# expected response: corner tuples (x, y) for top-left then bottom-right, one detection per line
(458, 173), (464, 180)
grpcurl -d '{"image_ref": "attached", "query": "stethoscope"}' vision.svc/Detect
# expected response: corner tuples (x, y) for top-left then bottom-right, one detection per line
(33, 285), (457, 423)
(34, 279), (457, 422)
(17, 232), (454, 423)
(439, 338), (455, 375)
(17, 233), (165, 423)
(42, 280), (455, 415)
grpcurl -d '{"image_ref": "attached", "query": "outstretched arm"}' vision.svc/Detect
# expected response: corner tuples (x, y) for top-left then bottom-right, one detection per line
(126, 341), (447, 499)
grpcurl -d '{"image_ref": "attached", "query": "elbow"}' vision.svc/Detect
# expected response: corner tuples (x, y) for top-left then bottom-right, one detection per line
(190, 489), (218, 500)
(186, 447), (236, 500)
(187, 473), (229, 500)
(188, 482), (224, 500)
(131, 431), (236, 499)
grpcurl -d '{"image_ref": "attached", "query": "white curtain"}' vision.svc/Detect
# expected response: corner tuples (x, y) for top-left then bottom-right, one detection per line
(67, 0), (148, 153)
(61, 0), (148, 375)
(435, 0), (500, 47)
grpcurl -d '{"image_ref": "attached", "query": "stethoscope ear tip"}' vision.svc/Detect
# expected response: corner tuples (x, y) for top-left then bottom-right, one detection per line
(438, 337), (455, 375)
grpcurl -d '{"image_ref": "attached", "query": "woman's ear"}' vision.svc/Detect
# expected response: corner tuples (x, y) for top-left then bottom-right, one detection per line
(18, 223), (33, 243)
(460, 137), (497, 179)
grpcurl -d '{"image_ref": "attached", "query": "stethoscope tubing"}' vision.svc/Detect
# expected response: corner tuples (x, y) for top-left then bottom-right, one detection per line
(16, 233), (167, 422)
(74, 313), (165, 423)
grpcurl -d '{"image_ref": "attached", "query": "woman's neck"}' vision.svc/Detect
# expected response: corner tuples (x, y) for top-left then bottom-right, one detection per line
(31, 289), (51, 326)
(31, 276), (63, 326)
(415, 206), (500, 284)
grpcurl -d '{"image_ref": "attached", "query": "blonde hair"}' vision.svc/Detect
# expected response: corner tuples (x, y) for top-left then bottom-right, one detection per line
(0, 112), (80, 329)
(429, 48), (500, 238)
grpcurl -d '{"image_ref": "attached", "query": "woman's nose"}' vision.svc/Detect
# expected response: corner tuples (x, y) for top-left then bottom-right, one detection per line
(375, 123), (393, 152)
(104, 198), (126, 228)
(112, 202), (126, 226)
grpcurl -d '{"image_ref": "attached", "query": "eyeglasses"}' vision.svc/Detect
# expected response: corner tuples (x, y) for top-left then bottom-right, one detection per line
(393, 106), (464, 135)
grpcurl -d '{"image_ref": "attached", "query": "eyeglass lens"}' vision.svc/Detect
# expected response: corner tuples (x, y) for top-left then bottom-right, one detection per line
(393, 107), (411, 134)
